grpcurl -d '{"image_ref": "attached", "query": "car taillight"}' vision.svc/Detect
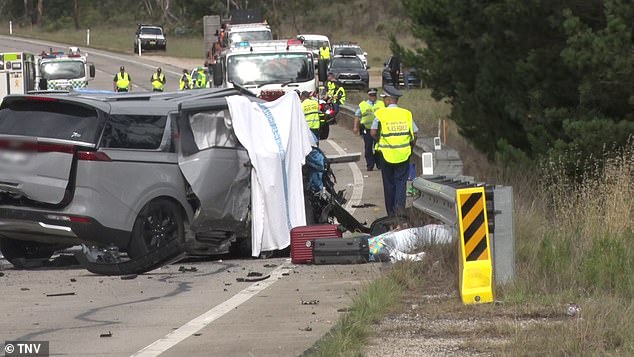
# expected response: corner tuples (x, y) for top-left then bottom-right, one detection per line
(77, 150), (111, 161)
(26, 96), (58, 102)
(37, 143), (75, 154)
(0, 139), (74, 153)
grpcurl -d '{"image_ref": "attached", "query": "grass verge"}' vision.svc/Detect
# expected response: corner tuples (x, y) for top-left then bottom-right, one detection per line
(0, 25), (203, 58)
(303, 261), (422, 357)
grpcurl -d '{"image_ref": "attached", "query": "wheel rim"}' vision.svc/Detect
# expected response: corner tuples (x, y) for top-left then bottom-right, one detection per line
(141, 205), (179, 250)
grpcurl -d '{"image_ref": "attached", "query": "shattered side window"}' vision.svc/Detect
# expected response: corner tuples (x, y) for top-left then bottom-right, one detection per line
(188, 109), (238, 150)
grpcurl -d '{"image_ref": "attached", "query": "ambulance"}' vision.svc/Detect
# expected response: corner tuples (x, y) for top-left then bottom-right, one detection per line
(35, 47), (95, 91)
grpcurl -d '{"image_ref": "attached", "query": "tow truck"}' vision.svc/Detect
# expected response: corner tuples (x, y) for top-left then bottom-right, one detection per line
(213, 39), (317, 101)
(35, 47), (95, 91)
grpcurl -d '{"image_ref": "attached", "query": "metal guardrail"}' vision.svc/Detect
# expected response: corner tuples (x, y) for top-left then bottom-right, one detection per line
(338, 105), (514, 284)
(338, 105), (463, 177)
(412, 176), (515, 284)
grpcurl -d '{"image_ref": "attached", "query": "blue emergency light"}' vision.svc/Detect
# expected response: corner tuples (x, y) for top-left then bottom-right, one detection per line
(235, 41), (250, 48)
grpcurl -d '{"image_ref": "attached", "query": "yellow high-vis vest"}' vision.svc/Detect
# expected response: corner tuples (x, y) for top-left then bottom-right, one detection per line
(152, 73), (165, 90)
(116, 72), (130, 90)
(374, 106), (414, 164)
(359, 100), (384, 127)
(302, 98), (321, 129)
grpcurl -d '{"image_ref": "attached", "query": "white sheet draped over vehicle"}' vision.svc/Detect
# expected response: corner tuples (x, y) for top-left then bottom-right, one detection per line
(227, 92), (315, 257)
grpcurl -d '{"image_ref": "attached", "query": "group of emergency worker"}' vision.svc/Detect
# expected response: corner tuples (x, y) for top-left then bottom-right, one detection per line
(112, 66), (209, 92)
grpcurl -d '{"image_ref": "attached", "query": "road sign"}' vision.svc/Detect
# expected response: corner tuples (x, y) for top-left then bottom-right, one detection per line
(457, 187), (493, 304)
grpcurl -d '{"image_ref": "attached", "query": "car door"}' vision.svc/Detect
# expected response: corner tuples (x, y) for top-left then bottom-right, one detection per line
(176, 100), (251, 233)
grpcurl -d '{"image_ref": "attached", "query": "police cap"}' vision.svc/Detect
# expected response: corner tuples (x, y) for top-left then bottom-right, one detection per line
(367, 88), (378, 95)
(380, 85), (403, 98)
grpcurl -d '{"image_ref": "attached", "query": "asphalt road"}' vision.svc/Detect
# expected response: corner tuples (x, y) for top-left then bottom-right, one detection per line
(0, 36), (389, 356)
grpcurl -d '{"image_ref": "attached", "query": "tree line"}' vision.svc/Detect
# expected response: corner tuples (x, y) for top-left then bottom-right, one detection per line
(398, 0), (633, 170)
(0, 0), (344, 36)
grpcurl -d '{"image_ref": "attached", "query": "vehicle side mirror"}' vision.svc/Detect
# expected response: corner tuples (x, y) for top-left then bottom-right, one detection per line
(89, 64), (96, 79)
(366, 65), (370, 69)
(363, 52), (367, 56)
(213, 63), (223, 86)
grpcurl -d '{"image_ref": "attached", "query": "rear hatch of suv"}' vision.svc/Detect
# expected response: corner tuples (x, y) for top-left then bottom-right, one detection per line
(0, 96), (105, 206)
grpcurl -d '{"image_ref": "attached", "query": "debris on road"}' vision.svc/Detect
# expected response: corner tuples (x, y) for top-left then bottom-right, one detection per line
(0, 272), (4, 277)
(282, 272), (290, 276)
(20, 287), (29, 291)
(46, 292), (76, 297)
(263, 263), (278, 268)
(99, 331), (112, 338)
(352, 203), (377, 208)
(224, 282), (232, 286)
(178, 266), (198, 273)
(301, 299), (319, 305)
(247, 271), (263, 277)
(120, 274), (138, 280)
(193, 333), (202, 337)
(299, 326), (312, 332)
(236, 274), (270, 283)
(70, 278), (77, 282)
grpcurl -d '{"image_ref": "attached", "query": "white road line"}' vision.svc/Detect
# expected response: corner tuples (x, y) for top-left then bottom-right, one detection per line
(323, 139), (364, 214)
(131, 263), (290, 357)
(0, 35), (182, 77)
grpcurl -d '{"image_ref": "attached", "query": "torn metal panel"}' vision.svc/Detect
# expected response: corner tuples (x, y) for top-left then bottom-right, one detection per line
(178, 109), (251, 232)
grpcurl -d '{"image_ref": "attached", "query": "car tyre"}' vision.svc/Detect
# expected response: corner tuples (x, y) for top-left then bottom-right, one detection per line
(127, 198), (184, 259)
(0, 237), (60, 268)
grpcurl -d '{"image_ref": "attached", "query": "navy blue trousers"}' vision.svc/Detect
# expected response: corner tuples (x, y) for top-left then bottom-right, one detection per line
(380, 156), (410, 216)
(362, 130), (379, 170)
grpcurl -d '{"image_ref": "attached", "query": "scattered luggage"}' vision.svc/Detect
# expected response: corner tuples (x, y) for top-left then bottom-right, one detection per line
(313, 235), (370, 265)
(290, 224), (343, 264)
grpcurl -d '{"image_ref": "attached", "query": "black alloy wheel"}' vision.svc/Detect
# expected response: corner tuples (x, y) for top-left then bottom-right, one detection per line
(128, 199), (184, 258)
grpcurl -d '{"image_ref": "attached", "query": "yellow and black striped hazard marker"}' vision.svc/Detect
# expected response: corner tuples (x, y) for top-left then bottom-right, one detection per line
(456, 187), (493, 304)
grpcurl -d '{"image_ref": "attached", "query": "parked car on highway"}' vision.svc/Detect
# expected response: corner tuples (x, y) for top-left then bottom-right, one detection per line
(328, 51), (369, 90)
(381, 55), (422, 89)
(134, 24), (167, 52)
(0, 89), (253, 274)
(332, 42), (368, 68)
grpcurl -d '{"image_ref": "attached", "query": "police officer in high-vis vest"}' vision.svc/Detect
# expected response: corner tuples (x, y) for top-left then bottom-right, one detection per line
(195, 67), (207, 88)
(151, 67), (166, 92)
(300, 91), (321, 142)
(113, 66), (131, 92)
(179, 69), (192, 90)
(354, 88), (385, 171)
(370, 85), (418, 216)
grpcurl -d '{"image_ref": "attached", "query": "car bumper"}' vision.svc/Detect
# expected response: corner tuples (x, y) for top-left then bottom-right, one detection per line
(140, 40), (166, 49)
(336, 79), (368, 89)
(0, 208), (130, 248)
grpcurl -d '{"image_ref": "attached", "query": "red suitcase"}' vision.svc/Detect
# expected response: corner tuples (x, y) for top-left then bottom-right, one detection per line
(291, 224), (343, 264)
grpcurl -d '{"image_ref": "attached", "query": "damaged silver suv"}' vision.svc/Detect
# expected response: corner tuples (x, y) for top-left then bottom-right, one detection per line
(0, 89), (255, 274)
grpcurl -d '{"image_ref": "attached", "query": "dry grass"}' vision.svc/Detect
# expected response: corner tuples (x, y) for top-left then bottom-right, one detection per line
(0, 25), (203, 58)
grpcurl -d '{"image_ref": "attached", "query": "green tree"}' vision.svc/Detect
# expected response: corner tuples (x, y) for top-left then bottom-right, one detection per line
(399, 0), (633, 165)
